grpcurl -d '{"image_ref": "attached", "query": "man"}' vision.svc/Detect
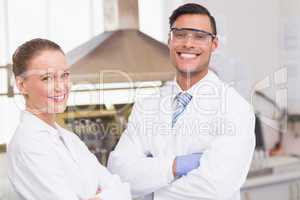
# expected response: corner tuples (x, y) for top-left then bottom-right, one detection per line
(108, 3), (255, 200)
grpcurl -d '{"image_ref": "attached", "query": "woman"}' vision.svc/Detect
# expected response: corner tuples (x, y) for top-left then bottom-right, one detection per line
(7, 38), (131, 200)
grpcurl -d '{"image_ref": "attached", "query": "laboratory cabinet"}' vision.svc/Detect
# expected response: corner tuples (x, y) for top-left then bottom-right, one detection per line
(242, 179), (300, 200)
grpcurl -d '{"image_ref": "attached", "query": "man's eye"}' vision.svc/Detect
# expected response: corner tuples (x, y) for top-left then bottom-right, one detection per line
(175, 31), (186, 38)
(194, 34), (207, 40)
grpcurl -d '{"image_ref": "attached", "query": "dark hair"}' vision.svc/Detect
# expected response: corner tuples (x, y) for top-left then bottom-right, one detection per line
(169, 3), (217, 35)
(12, 38), (64, 77)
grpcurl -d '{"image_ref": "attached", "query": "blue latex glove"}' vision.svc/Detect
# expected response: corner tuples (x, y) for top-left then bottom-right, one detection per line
(175, 153), (202, 177)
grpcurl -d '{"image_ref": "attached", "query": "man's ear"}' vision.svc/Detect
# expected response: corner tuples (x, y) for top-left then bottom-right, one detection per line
(167, 33), (171, 47)
(15, 76), (28, 95)
(211, 36), (219, 52)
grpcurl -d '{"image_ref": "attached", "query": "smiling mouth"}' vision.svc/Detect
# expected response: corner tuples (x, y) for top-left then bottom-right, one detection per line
(177, 52), (201, 59)
(48, 94), (67, 102)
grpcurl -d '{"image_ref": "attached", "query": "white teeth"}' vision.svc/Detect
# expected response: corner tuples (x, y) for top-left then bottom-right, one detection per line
(49, 95), (65, 101)
(180, 53), (197, 59)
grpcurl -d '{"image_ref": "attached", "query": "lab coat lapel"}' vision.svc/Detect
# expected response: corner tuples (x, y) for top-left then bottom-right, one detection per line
(56, 127), (79, 163)
(21, 111), (58, 135)
(158, 84), (174, 131)
(145, 84), (174, 156)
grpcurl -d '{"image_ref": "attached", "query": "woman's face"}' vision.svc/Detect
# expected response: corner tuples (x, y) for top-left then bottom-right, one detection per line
(17, 50), (71, 114)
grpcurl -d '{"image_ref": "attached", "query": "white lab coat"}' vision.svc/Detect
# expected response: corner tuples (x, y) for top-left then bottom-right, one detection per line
(108, 70), (255, 200)
(7, 111), (131, 200)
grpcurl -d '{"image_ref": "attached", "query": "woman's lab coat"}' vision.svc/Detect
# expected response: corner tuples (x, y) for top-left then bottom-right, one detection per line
(7, 111), (131, 200)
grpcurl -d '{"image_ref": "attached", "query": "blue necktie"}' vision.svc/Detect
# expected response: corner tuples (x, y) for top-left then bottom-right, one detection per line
(172, 92), (192, 127)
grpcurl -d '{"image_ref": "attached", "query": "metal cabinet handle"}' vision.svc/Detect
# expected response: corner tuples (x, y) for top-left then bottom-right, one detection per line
(244, 192), (251, 200)
(289, 183), (294, 200)
(289, 182), (300, 200)
(297, 182), (300, 200)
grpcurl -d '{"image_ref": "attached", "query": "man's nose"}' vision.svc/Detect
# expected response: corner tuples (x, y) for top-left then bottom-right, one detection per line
(183, 35), (196, 48)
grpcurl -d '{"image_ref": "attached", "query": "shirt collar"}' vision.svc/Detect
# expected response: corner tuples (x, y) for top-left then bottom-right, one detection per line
(21, 110), (60, 136)
(171, 69), (219, 100)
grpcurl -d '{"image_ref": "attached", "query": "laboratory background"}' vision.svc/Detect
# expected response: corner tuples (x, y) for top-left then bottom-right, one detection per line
(0, 0), (300, 199)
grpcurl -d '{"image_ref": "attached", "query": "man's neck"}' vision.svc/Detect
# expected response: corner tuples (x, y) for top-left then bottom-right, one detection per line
(176, 68), (209, 91)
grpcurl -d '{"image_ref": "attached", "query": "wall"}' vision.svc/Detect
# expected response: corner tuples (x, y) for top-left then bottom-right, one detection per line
(0, 0), (8, 66)
(2, 0), (104, 63)
(0, 0), (105, 144)
(139, 0), (281, 101)
(0, 0), (291, 147)
(279, 0), (300, 154)
(280, 0), (300, 114)
(138, 0), (283, 150)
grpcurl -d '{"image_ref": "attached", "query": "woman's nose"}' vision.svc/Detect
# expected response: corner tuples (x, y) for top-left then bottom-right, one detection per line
(54, 79), (66, 92)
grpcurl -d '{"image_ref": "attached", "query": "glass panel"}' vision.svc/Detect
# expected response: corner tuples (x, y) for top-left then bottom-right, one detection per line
(0, 0), (8, 66)
(0, 68), (8, 94)
(49, 0), (91, 52)
(8, 0), (47, 58)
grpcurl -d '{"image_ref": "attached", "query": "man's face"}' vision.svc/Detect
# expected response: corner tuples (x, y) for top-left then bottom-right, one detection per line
(168, 14), (218, 76)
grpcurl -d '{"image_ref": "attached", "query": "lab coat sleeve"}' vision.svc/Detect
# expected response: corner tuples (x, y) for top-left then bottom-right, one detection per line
(77, 139), (132, 200)
(157, 105), (256, 200)
(8, 138), (79, 200)
(108, 103), (175, 198)
(94, 165), (132, 200)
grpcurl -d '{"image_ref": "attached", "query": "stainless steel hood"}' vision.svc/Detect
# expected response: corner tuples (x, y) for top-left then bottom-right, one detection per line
(68, 0), (175, 85)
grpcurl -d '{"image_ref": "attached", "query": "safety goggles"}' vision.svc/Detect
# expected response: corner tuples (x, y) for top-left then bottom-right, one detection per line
(170, 28), (216, 45)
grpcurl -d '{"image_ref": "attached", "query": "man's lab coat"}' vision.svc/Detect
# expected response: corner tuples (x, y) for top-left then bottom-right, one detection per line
(108, 70), (255, 200)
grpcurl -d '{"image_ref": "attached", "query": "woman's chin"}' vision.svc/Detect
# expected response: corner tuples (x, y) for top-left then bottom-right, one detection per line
(42, 103), (67, 114)
(49, 105), (67, 114)
(44, 99), (68, 114)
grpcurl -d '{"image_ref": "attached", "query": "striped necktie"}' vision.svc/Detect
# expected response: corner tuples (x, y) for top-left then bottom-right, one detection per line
(172, 92), (193, 127)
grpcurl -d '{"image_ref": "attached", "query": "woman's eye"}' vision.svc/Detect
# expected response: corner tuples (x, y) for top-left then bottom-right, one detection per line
(62, 72), (70, 79)
(42, 76), (52, 81)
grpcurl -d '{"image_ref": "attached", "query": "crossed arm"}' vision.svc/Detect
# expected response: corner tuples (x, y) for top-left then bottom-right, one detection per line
(8, 135), (131, 200)
(108, 104), (255, 199)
